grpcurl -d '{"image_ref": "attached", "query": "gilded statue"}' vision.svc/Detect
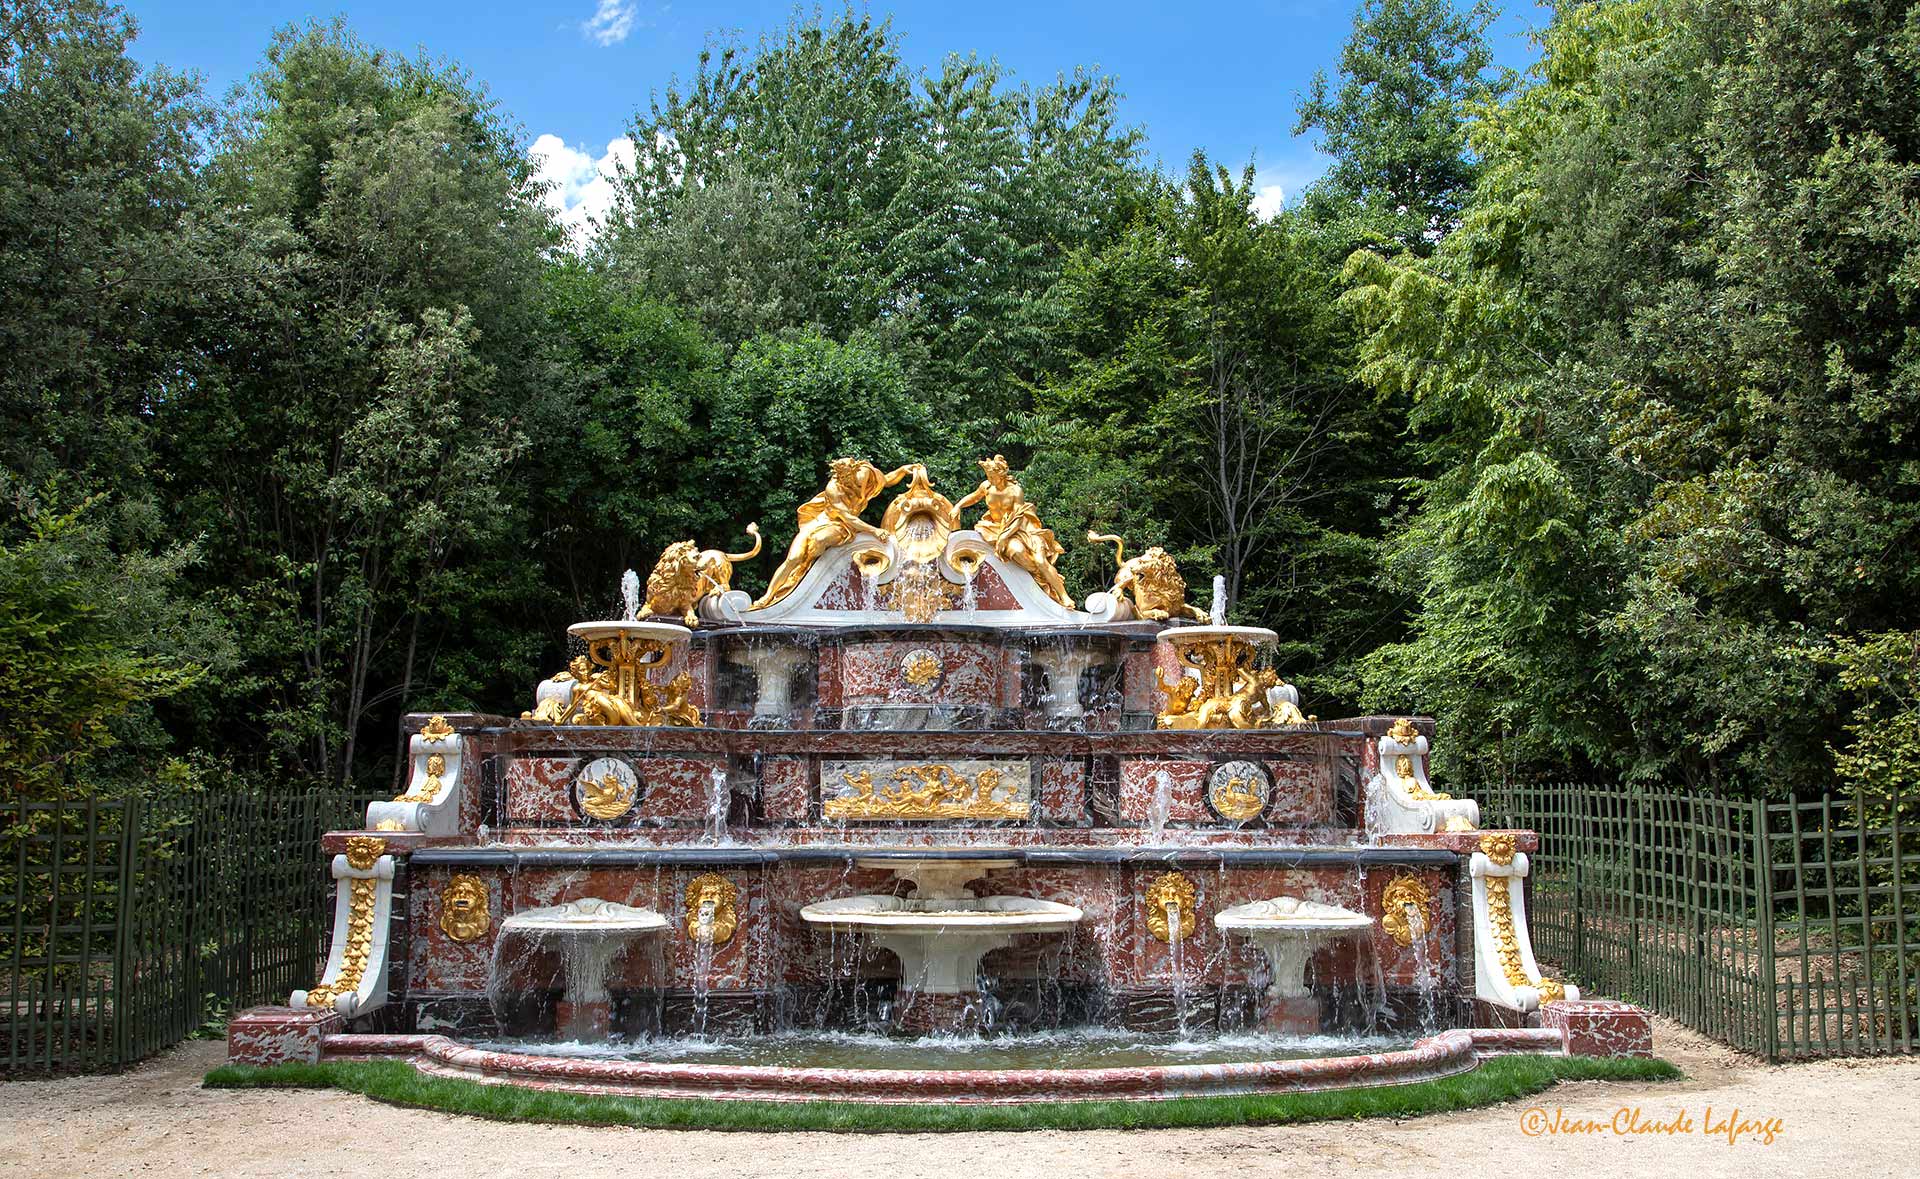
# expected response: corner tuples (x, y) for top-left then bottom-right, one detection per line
(642, 525), (762, 625)
(521, 651), (699, 727)
(1087, 533), (1208, 622)
(753, 458), (911, 610)
(1155, 668), (1201, 723)
(954, 455), (1073, 608)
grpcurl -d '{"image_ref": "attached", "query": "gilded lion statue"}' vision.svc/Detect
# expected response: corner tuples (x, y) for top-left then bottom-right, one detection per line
(641, 524), (761, 625)
(1087, 533), (1208, 622)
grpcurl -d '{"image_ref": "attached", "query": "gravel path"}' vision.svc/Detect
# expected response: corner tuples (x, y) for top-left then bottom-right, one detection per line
(2, 1019), (1913, 1178)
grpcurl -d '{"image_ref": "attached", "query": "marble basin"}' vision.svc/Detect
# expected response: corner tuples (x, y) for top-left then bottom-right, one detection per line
(1215, 897), (1373, 1000)
(801, 894), (1084, 994)
(499, 899), (669, 1033)
(565, 619), (693, 646)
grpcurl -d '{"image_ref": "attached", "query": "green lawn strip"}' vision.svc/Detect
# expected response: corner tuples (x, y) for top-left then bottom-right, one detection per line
(203, 1054), (1679, 1132)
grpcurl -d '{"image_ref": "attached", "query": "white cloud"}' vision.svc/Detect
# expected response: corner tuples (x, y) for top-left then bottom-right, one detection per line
(1252, 183), (1288, 220)
(583, 1), (637, 47)
(530, 134), (635, 245)
(1248, 148), (1335, 219)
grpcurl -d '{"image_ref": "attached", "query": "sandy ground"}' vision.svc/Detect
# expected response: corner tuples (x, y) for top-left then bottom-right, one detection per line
(2, 1019), (1914, 1179)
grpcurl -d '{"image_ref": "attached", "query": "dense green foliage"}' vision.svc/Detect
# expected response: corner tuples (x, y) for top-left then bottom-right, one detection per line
(1343, 0), (1920, 791)
(2, 0), (1914, 798)
(201, 1053), (1681, 1130)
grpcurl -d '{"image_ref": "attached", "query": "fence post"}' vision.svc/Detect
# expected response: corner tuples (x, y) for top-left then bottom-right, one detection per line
(1754, 796), (1779, 1062)
(109, 796), (141, 1069)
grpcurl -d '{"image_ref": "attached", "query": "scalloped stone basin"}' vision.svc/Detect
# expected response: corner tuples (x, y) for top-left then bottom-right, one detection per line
(565, 619), (693, 646)
(1214, 897), (1374, 1000)
(499, 899), (669, 1033)
(801, 894), (1083, 994)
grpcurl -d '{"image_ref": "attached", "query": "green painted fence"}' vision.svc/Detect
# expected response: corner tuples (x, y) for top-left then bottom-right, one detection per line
(1479, 783), (1920, 1060)
(1, 790), (373, 1075)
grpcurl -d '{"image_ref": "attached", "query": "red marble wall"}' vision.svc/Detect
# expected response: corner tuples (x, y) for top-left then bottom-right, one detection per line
(1116, 759), (1210, 824)
(838, 641), (1005, 708)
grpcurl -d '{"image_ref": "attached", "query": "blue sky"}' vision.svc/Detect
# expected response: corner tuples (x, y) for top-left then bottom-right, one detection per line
(121, 1), (1546, 235)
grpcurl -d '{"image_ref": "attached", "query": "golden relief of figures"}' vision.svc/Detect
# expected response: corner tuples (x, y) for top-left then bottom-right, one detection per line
(522, 647), (700, 727)
(954, 455), (1073, 608)
(753, 458), (911, 610)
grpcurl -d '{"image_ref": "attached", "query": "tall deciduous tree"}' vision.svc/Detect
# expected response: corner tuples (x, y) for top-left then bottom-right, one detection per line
(161, 23), (558, 786)
(1296, 0), (1509, 253)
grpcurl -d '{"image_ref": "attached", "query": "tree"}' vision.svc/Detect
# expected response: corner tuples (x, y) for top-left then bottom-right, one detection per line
(1295, 0), (1509, 253)
(1343, 0), (1920, 793)
(159, 22), (558, 787)
(0, 0), (212, 532)
(605, 9), (1143, 440)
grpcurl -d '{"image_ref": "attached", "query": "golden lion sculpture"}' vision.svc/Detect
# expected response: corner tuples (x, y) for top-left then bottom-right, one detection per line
(1087, 533), (1208, 622)
(641, 525), (761, 625)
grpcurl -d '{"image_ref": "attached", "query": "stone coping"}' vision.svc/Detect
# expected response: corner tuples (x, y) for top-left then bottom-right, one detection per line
(316, 1028), (1540, 1104)
(461, 727), (1369, 752)
(401, 844), (1465, 869)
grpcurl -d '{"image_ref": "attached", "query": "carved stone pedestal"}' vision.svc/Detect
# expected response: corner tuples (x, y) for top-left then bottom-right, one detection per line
(1542, 998), (1652, 1058)
(555, 1000), (613, 1040)
(1257, 995), (1323, 1035)
(227, 1006), (344, 1067)
(892, 991), (983, 1036)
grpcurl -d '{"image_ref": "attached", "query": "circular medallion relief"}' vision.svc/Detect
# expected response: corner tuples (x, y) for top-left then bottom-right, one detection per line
(572, 757), (640, 822)
(900, 648), (944, 689)
(1208, 760), (1270, 823)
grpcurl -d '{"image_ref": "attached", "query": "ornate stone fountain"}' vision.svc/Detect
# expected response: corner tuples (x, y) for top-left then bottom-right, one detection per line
(230, 453), (1652, 1101)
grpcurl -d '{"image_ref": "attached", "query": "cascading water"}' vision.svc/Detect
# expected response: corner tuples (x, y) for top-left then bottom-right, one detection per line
(703, 768), (730, 845)
(691, 899), (718, 1035)
(1144, 770), (1174, 844)
(1164, 898), (1190, 1038)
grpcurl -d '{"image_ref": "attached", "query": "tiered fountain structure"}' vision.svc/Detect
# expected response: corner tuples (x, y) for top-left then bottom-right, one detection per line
(230, 456), (1651, 1101)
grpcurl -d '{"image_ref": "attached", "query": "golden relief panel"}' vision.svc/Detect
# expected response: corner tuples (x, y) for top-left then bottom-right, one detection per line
(573, 757), (640, 822)
(1207, 760), (1270, 822)
(821, 760), (1032, 820)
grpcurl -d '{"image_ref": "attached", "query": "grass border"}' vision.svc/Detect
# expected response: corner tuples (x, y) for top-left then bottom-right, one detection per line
(202, 1054), (1680, 1132)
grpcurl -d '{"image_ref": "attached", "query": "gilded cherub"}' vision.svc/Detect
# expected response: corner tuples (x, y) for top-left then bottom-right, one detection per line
(753, 458), (911, 610)
(954, 455), (1072, 608)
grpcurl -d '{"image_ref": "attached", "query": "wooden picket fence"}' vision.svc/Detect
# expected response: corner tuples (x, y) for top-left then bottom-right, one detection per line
(1478, 783), (1920, 1060)
(1, 789), (372, 1075)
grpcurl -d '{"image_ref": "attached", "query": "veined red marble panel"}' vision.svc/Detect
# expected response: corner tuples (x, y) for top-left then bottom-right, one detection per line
(1038, 759), (1087, 824)
(759, 756), (811, 821)
(1265, 757), (1335, 827)
(667, 870), (773, 990)
(636, 756), (725, 821)
(409, 869), (503, 993)
(838, 641), (1003, 707)
(227, 1007), (342, 1067)
(965, 563), (1018, 610)
(1542, 998), (1653, 1058)
(815, 644), (842, 708)
(1116, 759), (1210, 824)
(502, 757), (578, 824)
